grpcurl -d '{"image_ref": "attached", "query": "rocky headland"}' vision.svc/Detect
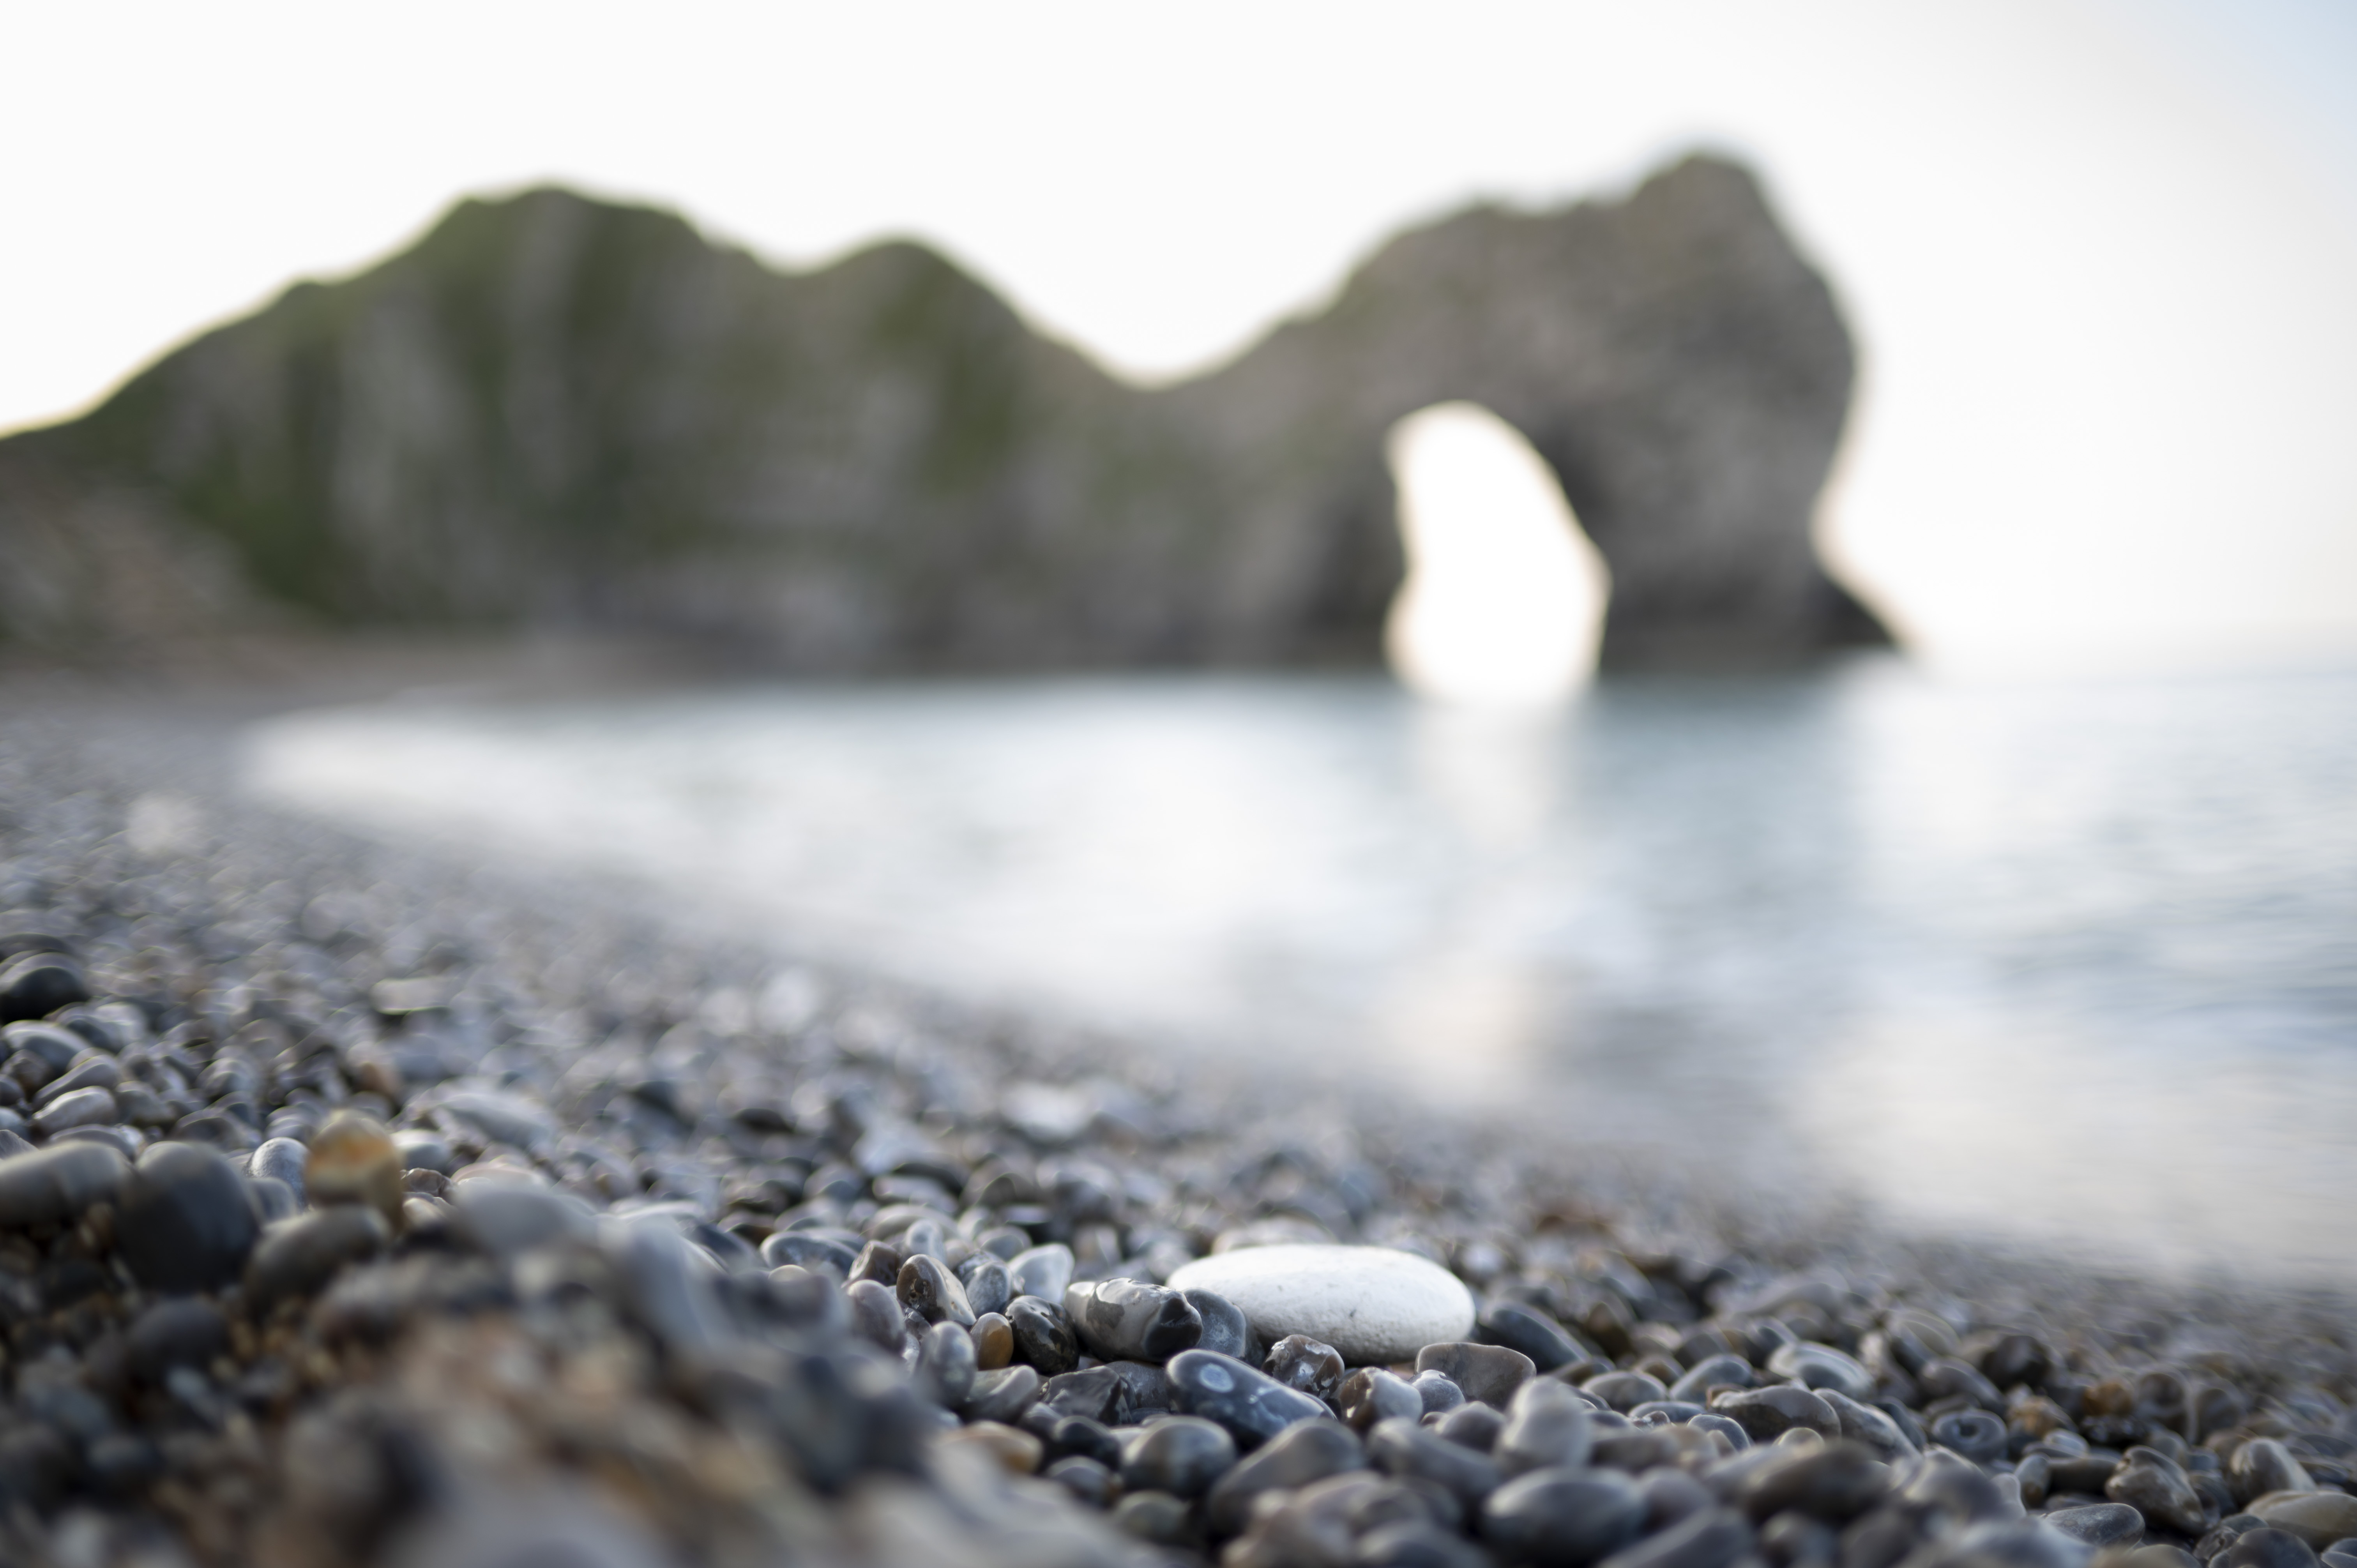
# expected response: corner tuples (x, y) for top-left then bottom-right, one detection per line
(0, 155), (1887, 675)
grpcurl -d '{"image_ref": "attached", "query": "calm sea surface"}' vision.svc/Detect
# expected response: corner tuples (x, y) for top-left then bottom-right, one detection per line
(241, 657), (2357, 1277)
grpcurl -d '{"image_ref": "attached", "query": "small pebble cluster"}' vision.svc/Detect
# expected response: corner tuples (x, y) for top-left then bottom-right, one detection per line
(0, 718), (2352, 1568)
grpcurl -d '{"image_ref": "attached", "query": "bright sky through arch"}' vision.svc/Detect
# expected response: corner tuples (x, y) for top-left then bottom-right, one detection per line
(1386, 404), (1609, 707)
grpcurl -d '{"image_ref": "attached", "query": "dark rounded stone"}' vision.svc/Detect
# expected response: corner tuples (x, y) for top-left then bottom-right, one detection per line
(1593, 1506), (1753, 1568)
(31, 1054), (118, 1108)
(1899, 1457), (2008, 1525)
(1369, 1416), (1503, 1513)
(246, 1204), (391, 1305)
(1122, 1414), (1237, 1498)
(1765, 1344), (1876, 1402)
(1690, 1413), (1751, 1451)
(1183, 1288), (1252, 1360)
(1046, 1454), (1119, 1508)
(1009, 1294), (1080, 1376)
(846, 1278), (907, 1353)
(1816, 1389), (1914, 1460)
(2110, 1448), (2209, 1537)
(1032, 1412), (1125, 1469)
(961, 1365), (1042, 1425)
(898, 1254), (975, 1327)
(1265, 1333), (1345, 1400)
(2, 1022), (80, 1074)
(2219, 1529), (2323, 1568)
(1640, 1467), (1715, 1531)
(1712, 1386), (1842, 1443)
(1736, 1441), (1889, 1523)
(1066, 1277), (1203, 1364)
(0, 954), (88, 1024)
(2047, 1503), (2147, 1547)
(1355, 1519), (1488, 1567)
(1930, 1408), (2008, 1467)
(1481, 1465), (1647, 1566)
(1437, 1403), (1507, 1453)
(956, 1254), (1013, 1318)
(1481, 1301), (1592, 1372)
(1415, 1370), (1468, 1416)
(1205, 1417), (1366, 1536)
(248, 1136), (309, 1199)
(1167, 1349), (1330, 1449)
(1341, 1368), (1427, 1434)
(1671, 1354), (1757, 1404)
(760, 1231), (857, 1275)
(1760, 1510), (1839, 1568)
(0, 1139), (127, 1229)
(1917, 1357), (2005, 1411)
(2232, 1441), (2316, 1508)
(1584, 1370), (1671, 1414)
(1497, 1381), (1595, 1476)
(114, 1142), (253, 1291)
(1111, 1489), (1194, 1547)
(915, 1320), (978, 1406)
(848, 1239), (903, 1287)
(127, 1298), (230, 1381)
(1419, 1342), (1537, 1407)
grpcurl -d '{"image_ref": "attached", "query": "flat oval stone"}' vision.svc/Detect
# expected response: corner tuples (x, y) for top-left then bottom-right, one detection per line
(2250, 1494), (2357, 1552)
(0, 954), (88, 1024)
(1497, 1381), (1595, 1477)
(1205, 1418), (1366, 1536)
(1167, 1348), (1330, 1448)
(1766, 1342), (1876, 1402)
(1369, 1416), (1503, 1513)
(2233, 1443), (2317, 1506)
(1009, 1243), (1075, 1301)
(1340, 1368), (1426, 1434)
(900, 1254), (976, 1327)
(114, 1141), (251, 1291)
(0, 1140), (127, 1229)
(1482, 1465), (1647, 1565)
(1184, 1288), (1252, 1360)
(2046, 1503), (2147, 1547)
(2219, 1528), (2324, 1568)
(1711, 1385), (1841, 1442)
(1009, 1295), (1080, 1376)
(32, 1086), (118, 1137)
(2110, 1448), (2207, 1536)
(1122, 1414), (1237, 1498)
(246, 1204), (390, 1306)
(961, 1365), (1043, 1425)
(957, 1254), (1013, 1318)
(1266, 1333), (1346, 1400)
(1480, 1301), (1592, 1373)
(1168, 1245), (1475, 1365)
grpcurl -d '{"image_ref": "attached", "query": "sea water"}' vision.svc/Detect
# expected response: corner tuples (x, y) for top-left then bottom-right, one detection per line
(242, 656), (2357, 1277)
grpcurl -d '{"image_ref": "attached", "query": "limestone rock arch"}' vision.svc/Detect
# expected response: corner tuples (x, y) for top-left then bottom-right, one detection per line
(0, 154), (1888, 671)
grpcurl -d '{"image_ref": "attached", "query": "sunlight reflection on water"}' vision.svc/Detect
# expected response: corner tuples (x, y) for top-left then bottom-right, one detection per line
(242, 658), (2357, 1278)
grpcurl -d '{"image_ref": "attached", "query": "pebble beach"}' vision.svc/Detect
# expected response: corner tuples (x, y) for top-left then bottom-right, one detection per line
(0, 686), (2352, 1568)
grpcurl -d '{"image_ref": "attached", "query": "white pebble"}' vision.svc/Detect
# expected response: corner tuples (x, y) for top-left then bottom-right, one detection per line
(1166, 1244), (1473, 1365)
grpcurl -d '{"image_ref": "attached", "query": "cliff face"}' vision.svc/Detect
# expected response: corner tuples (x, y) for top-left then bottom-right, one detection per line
(0, 155), (1888, 671)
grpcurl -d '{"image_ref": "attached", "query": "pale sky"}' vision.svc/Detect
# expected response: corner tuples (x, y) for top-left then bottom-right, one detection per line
(8, 0), (2356, 674)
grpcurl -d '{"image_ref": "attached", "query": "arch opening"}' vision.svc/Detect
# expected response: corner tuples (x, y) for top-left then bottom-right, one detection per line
(1383, 402), (1611, 706)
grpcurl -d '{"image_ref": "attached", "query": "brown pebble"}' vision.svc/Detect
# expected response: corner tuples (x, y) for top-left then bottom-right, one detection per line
(972, 1312), (1014, 1370)
(942, 1421), (1043, 1475)
(304, 1112), (404, 1228)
